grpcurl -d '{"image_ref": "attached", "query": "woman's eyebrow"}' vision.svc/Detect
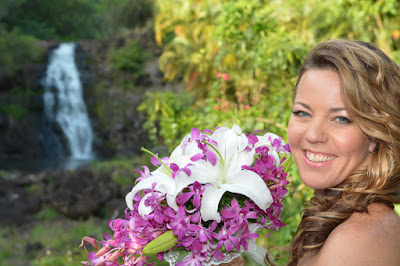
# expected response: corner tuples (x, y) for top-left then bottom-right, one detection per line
(293, 101), (311, 110)
(329, 107), (346, 112)
(294, 102), (347, 113)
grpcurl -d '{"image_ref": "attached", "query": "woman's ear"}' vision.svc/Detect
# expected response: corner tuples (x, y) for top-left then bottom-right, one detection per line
(369, 140), (377, 153)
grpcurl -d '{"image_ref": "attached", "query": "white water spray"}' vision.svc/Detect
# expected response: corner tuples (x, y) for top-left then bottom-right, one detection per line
(42, 43), (93, 159)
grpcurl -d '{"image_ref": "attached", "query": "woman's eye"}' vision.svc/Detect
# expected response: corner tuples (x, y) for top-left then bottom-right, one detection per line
(335, 116), (352, 124)
(292, 110), (311, 117)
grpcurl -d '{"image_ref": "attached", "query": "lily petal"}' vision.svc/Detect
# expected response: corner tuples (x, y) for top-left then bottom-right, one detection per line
(166, 193), (178, 211)
(224, 171), (273, 211)
(138, 192), (161, 216)
(228, 148), (255, 170)
(168, 166), (219, 211)
(125, 172), (175, 210)
(200, 185), (226, 222)
(172, 134), (202, 158)
(211, 124), (248, 161)
(185, 160), (219, 184)
(269, 150), (281, 166)
(256, 133), (282, 146)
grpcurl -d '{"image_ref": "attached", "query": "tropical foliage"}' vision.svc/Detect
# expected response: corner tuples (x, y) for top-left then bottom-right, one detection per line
(147, 0), (400, 149)
(109, 39), (150, 88)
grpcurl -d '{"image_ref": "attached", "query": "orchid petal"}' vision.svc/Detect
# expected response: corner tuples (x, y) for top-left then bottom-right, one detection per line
(205, 150), (217, 165)
(202, 128), (213, 135)
(176, 192), (193, 205)
(150, 156), (161, 165)
(190, 153), (203, 161)
(79, 236), (98, 250)
(191, 127), (200, 140)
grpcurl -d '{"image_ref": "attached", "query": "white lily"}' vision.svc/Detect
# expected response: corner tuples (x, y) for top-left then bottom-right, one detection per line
(126, 124), (274, 222)
(125, 131), (212, 216)
(190, 124), (273, 222)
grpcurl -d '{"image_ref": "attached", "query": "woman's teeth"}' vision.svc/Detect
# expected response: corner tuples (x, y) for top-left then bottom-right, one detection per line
(306, 151), (336, 162)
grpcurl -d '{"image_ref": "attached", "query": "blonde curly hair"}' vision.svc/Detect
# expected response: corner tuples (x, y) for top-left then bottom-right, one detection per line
(287, 39), (400, 265)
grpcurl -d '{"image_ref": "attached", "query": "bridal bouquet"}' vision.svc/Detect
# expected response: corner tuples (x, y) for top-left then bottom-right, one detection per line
(80, 124), (291, 265)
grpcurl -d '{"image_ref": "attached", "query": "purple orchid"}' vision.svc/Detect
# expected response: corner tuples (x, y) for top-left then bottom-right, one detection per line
(176, 181), (204, 209)
(176, 250), (206, 266)
(213, 223), (241, 252)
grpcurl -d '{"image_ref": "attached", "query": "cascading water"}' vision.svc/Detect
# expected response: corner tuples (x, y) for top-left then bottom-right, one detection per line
(42, 42), (94, 159)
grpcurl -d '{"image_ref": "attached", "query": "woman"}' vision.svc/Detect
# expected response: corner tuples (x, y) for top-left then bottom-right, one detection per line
(227, 39), (400, 265)
(286, 39), (400, 265)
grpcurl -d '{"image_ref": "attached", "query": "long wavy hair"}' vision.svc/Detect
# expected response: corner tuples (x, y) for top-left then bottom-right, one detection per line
(287, 39), (400, 265)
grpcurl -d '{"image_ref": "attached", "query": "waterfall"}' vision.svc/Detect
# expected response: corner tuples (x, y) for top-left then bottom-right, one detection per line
(42, 43), (94, 159)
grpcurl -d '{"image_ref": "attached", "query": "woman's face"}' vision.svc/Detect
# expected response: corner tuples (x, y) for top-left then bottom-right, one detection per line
(288, 70), (375, 190)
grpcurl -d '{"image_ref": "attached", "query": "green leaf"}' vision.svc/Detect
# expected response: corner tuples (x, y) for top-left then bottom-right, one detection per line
(281, 155), (293, 174)
(395, 204), (400, 216)
(141, 230), (178, 254)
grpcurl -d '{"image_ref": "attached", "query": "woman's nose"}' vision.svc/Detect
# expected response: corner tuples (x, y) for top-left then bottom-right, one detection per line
(305, 119), (328, 143)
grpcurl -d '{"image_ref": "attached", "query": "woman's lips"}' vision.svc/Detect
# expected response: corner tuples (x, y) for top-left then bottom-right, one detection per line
(303, 150), (337, 166)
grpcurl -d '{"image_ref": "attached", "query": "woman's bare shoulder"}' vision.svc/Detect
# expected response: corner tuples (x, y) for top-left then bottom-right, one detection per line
(313, 203), (400, 265)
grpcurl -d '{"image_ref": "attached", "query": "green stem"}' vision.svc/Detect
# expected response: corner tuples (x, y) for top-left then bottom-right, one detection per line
(141, 147), (172, 176)
(201, 140), (223, 162)
(234, 106), (238, 124)
(201, 140), (226, 183)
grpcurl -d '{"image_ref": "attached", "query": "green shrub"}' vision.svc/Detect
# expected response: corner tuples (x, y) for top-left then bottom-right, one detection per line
(109, 39), (149, 85)
(1, 0), (156, 40)
(91, 156), (151, 188)
(155, 0), (400, 98)
(99, 0), (154, 32)
(1, 0), (105, 40)
(0, 103), (28, 120)
(138, 90), (195, 147)
(0, 26), (43, 80)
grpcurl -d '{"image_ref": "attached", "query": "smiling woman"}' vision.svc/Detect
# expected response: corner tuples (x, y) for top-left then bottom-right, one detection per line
(284, 39), (400, 265)
(288, 70), (376, 190)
